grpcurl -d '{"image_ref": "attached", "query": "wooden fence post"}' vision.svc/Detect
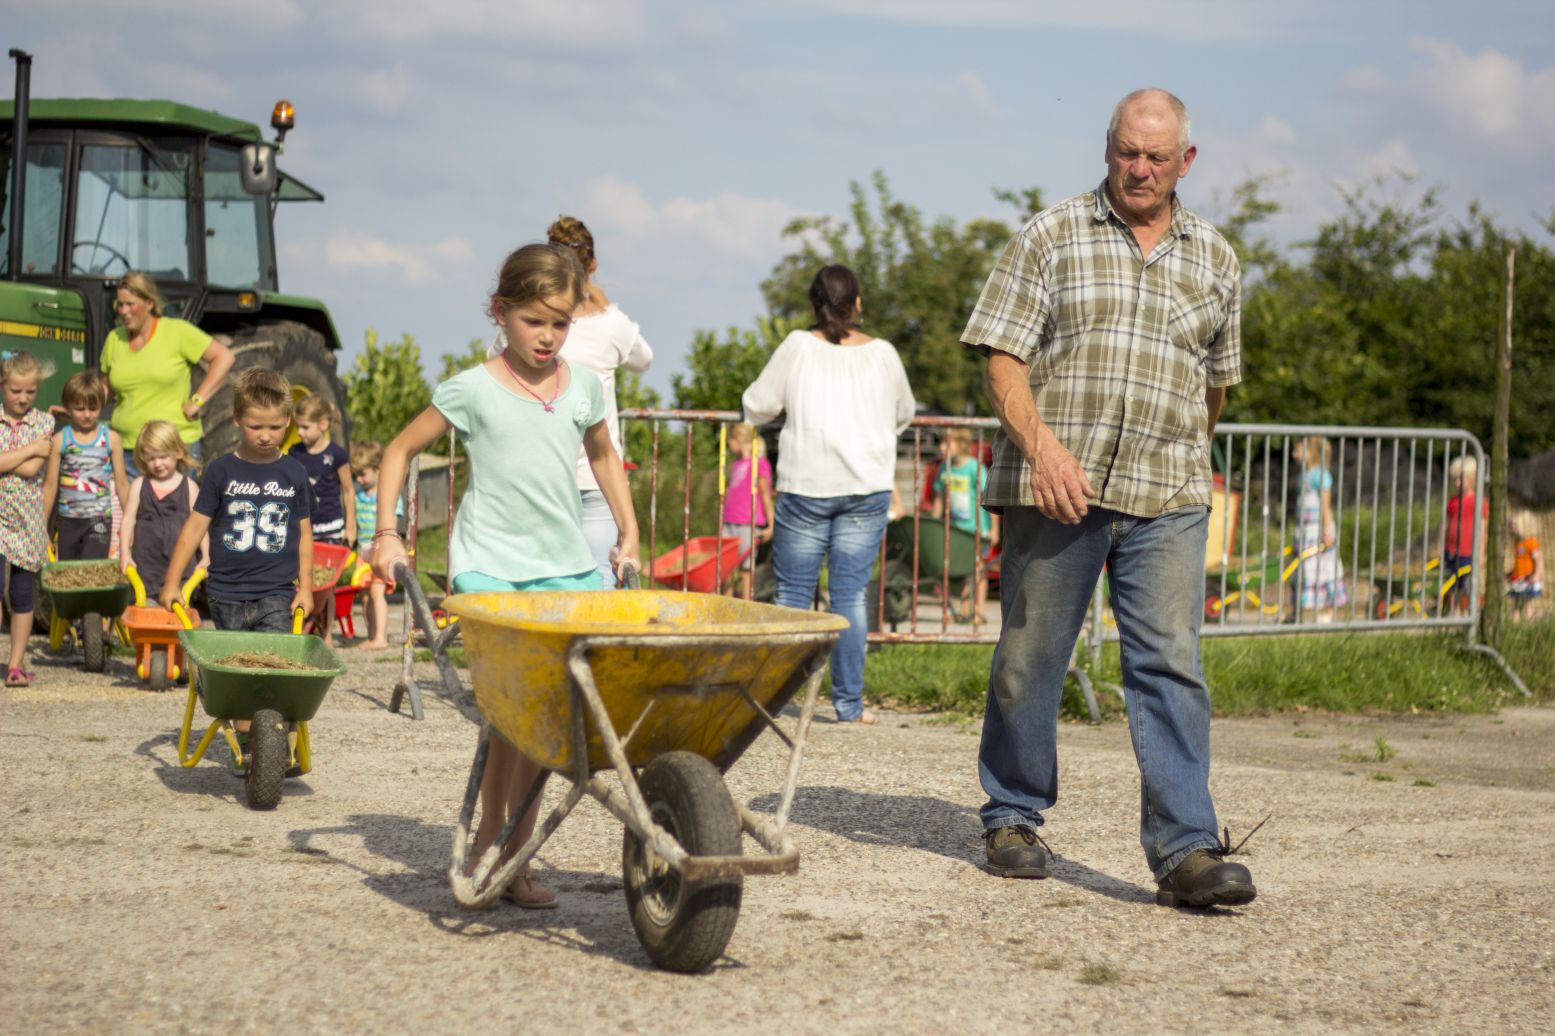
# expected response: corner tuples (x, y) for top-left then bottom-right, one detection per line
(1482, 241), (1515, 647)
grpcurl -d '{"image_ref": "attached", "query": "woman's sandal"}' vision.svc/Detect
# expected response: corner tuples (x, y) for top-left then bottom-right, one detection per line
(5, 667), (34, 687)
(501, 872), (558, 910)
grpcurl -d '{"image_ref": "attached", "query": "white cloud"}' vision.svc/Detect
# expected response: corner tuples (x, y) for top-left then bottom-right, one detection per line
(778, 0), (1349, 44)
(297, 230), (476, 284)
(1356, 139), (1420, 182)
(359, 64), (415, 115)
(1402, 38), (1555, 139)
(578, 177), (800, 262)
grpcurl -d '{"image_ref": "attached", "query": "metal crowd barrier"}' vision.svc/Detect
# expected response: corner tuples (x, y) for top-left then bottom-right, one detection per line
(384, 412), (1527, 721)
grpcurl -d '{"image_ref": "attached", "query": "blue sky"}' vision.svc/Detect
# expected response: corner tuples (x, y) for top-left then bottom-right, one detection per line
(7, 1), (1553, 397)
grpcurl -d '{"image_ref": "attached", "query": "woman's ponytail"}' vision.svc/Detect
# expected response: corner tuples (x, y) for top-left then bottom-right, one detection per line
(807, 264), (861, 345)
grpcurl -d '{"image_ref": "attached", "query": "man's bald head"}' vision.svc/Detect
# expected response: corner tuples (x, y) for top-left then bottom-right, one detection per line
(1109, 88), (1191, 154)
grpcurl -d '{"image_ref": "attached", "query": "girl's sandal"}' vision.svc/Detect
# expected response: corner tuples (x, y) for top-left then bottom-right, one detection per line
(501, 873), (558, 911)
(6, 667), (34, 687)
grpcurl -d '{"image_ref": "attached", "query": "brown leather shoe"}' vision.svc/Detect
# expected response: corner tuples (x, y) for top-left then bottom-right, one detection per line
(983, 824), (1051, 878)
(1156, 849), (1257, 908)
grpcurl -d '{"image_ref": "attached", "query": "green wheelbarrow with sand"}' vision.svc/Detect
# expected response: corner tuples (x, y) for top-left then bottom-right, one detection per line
(173, 605), (347, 810)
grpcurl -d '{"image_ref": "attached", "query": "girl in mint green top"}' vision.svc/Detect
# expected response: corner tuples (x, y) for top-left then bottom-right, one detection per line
(370, 243), (640, 909)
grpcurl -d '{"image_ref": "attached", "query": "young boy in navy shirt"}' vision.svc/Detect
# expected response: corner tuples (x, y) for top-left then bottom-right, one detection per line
(161, 368), (314, 630)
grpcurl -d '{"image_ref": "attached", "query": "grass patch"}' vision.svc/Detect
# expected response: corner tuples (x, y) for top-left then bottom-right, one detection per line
(1412, 778), (1438, 787)
(413, 645), (468, 668)
(1077, 963), (1122, 986)
(1371, 772), (1397, 782)
(779, 910), (816, 922)
(826, 930), (865, 943)
(861, 620), (1548, 718)
(81, 734), (108, 743)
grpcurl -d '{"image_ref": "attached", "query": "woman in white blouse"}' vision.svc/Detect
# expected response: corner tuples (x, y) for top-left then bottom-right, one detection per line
(489, 216), (653, 585)
(742, 265), (915, 724)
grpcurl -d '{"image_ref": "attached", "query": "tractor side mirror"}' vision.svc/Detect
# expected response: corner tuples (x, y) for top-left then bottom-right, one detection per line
(240, 143), (278, 195)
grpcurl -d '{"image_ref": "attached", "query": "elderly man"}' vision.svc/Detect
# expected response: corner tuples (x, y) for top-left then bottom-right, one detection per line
(962, 88), (1254, 908)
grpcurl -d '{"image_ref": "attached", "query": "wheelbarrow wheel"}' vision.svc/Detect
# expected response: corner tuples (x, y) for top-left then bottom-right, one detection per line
(82, 612), (104, 672)
(245, 709), (288, 811)
(623, 751), (743, 973)
(148, 651), (169, 691)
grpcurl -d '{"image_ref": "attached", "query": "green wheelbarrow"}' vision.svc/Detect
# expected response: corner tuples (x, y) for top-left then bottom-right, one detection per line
(175, 612), (347, 811)
(40, 559), (136, 672)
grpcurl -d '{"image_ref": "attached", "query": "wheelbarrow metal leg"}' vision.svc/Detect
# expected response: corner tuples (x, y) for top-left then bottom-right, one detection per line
(774, 647), (828, 831)
(449, 724), (581, 909)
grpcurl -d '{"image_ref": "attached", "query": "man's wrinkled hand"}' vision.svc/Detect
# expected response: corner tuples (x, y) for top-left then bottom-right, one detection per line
(1028, 430), (1095, 524)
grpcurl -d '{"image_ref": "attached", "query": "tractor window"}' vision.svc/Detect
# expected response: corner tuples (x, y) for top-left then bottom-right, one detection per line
(71, 142), (193, 280)
(204, 145), (275, 290)
(0, 141), (68, 276)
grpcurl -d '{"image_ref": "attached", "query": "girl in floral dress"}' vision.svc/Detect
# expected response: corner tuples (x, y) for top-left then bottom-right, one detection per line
(1293, 435), (1348, 624)
(0, 352), (59, 686)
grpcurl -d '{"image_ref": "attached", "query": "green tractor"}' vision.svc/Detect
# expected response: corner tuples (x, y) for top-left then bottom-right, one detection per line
(1, 50), (348, 455)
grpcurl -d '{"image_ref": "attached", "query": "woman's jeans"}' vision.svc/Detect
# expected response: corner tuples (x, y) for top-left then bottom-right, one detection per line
(772, 491), (890, 721)
(578, 489), (619, 588)
(979, 504), (1221, 880)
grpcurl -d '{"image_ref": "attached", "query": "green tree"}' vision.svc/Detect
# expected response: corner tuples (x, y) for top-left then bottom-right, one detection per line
(671, 315), (801, 412)
(757, 171), (1023, 415)
(342, 330), (431, 445)
(438, 338), (488, 382)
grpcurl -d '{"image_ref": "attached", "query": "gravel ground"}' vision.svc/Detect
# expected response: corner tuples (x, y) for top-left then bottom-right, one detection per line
(3, 634), (1553, 1035)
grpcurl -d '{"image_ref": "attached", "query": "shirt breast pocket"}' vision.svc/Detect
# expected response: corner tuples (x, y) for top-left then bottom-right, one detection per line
(1167, 289), (1221, 359)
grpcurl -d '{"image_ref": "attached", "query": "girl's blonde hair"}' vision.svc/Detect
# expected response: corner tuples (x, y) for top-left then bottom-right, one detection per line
(135, 420), (193, 472)
(729, 422), (765, 458)
(117, 271), (164, 317)
(1509, 509), (1536, 537)
(492, 243), (587, 318)
(1448, 454), (1478, 484)
(293, 394), (338, 425)
(1, 349), (54, 385)
(1297, 435), (1331, 469)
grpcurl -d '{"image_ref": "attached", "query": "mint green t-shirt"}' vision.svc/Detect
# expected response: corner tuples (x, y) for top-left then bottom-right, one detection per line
(101, 317), (212, 446)
(432, 362), (607, 584)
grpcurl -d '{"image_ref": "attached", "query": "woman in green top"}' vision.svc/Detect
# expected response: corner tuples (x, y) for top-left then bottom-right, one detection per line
(100, 272), (234, 477)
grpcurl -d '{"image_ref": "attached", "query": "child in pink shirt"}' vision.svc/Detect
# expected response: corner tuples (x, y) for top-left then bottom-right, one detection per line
(722, 422), (774, 598)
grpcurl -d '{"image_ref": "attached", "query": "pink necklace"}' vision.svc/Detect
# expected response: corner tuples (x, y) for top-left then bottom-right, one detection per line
(500, 352), (559, 412)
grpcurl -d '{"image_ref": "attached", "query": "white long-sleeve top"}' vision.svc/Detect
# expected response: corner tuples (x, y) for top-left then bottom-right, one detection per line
(742, 329), (915, 497)
(490, 302), (653, 490)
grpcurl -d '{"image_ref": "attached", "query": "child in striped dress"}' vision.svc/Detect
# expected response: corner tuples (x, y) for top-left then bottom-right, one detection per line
(0, 352), (58, 687)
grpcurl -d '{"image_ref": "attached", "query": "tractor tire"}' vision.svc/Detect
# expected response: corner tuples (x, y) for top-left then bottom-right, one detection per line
(245, 709), (288, 811)
(622, 751), (743, 973)
(200, 321), (350, 461)
(82, 612), (105, 672)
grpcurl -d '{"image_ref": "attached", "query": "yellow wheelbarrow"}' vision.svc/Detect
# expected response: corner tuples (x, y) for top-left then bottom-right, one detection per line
(395, 562), (847, 973)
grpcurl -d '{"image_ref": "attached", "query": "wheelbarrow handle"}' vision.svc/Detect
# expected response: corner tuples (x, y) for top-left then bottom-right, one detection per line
(292, 607), (306, 635)
(617, 561), (640, 591)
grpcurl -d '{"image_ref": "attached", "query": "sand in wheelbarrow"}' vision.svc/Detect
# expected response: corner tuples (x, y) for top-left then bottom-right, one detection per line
(41, 562), (127, 590)
(215, 652), (323, 672)
(312, 565), (341, 587)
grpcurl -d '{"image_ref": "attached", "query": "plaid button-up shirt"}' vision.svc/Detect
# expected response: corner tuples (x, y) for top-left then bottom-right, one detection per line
(962, 181), (1241, 518)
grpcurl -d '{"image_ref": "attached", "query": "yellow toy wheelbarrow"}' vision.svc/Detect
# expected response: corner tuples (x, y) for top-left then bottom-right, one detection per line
(395, 562), (847, 973)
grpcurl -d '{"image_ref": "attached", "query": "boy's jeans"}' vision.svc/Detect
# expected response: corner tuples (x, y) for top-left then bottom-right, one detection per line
(208, 593), (294, 633)
(979, 505), (1222, 880)
(771, 491), (890, 721)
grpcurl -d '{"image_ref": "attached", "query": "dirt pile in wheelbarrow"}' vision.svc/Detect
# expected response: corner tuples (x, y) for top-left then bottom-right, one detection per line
(215, 652), (323, 671)
(313, 564), (344, 587)
(41, 562), (127, 590)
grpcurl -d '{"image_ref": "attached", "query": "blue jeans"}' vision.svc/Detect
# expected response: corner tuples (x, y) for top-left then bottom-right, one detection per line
(772, 491), (890, 721)
(578, 489), (619, 589)
(979, 505), (1221, 879)
(208, 592), (294, 633)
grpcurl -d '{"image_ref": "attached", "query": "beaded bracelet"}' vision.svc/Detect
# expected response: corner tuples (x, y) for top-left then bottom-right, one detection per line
(372, 529), (403, 541)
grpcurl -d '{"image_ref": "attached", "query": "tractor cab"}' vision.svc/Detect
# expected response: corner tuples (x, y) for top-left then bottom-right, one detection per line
(1, 98), (326, 405)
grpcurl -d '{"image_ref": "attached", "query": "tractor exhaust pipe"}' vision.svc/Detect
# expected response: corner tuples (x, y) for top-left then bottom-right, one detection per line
(6, 49), (31, 282)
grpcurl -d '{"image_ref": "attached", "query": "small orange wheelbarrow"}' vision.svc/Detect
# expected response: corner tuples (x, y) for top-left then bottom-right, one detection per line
(122, 566), (207, 691)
